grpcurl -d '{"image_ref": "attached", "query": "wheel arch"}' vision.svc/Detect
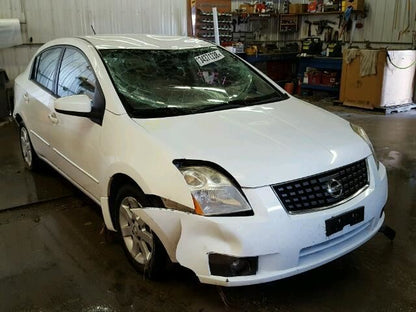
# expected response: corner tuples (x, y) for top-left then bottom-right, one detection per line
(107, 173), (164, 231)
(106, 172), (183, 263)
(14, 113), (23, 125)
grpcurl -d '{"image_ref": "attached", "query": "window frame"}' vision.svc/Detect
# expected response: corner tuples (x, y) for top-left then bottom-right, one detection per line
(30, 45), (99, 97)
(55, 46), (97, 100)
(30, 44), (106, 125)
(30, 46), (64, 96)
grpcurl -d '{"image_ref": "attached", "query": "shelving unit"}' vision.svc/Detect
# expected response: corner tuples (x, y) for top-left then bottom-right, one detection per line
(238, 12), (279, 18)
(279, 14), (299, 33)
(301, 84), (339, 92)
(196, 10), (232, 43)
(299, 11), (343, 16)
(298, 56), (343, 95)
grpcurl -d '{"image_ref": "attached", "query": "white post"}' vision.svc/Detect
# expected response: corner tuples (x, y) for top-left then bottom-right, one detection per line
(212, 7), (220, 45)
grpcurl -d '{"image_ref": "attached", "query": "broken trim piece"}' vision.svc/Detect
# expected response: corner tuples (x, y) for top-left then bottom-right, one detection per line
(161, 197), (194, 213)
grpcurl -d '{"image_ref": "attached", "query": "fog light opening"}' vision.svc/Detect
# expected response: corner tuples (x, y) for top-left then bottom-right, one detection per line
(230, 259), (250, 276)
(209, 254), (258, 277)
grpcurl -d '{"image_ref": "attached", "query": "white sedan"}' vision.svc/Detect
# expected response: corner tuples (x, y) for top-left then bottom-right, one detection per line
(14, 35), (388, 286)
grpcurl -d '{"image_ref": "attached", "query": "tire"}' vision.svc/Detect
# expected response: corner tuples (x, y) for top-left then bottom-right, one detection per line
(114, 183), (168, 279)
(19, 124), (40, 170)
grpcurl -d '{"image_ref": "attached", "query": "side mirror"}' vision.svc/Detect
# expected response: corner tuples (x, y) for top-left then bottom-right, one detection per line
(54, 94), (92, 116)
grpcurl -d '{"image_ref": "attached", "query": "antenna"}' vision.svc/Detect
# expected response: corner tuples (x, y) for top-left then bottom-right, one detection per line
(91, 25), (96, 35)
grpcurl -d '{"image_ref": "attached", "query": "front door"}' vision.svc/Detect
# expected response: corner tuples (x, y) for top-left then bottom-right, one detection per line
(49, 47), (105, 199)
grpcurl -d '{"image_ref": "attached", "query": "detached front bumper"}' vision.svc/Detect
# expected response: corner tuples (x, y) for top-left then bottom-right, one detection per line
(139, 159), (388, 287)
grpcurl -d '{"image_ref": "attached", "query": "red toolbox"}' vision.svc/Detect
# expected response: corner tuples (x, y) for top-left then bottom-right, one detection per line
(307, 70), (322, 85)
(321, 71), (337, 86)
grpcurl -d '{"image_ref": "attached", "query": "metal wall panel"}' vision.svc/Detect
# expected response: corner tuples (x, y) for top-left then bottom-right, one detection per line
(0, 0), (187, 80)
(0, 44), (40, 81)
(2, 0), (414, 43)
(0, 0), (24, 19)
(1, 0), (415, 80)
(23, 0), (187, 43)
(354, 0), (416, 44)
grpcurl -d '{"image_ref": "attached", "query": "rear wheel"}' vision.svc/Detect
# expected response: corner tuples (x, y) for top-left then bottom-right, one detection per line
(19, 124), (40, 170)
(115, 184), (167, 279)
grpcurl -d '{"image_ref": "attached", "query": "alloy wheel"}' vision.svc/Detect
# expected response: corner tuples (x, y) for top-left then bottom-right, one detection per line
(20, 127), (32, 167)
(118, 196), (154, 265)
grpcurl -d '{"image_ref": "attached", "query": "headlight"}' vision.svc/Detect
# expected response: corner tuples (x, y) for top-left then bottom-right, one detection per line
(178, 165), (252, 216)
(350, 123), (379, 170)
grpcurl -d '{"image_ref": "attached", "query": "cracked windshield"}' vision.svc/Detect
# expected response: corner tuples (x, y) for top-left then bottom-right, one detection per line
(100, 47), (285, 117)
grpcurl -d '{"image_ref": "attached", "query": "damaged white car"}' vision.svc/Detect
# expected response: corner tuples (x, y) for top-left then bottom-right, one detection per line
(14, 35), (388, 286)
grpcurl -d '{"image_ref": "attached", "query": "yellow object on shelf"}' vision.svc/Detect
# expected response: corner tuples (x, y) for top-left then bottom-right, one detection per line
(342, 0), (365, 12)
(239, 3), (255, 13)
(289, 4), (308, 14)
(245, 46), (258, 56)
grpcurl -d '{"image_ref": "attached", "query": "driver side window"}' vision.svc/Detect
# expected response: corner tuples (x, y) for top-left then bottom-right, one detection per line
(57, 48), (96, 99)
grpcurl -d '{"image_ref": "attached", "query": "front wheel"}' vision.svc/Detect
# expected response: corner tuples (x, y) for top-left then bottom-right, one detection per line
(19, 124), (40, 170)
(115, 184), (167, 279)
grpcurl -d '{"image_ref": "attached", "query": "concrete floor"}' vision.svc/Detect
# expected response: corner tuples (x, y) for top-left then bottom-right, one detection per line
(0, 101), (415, 312)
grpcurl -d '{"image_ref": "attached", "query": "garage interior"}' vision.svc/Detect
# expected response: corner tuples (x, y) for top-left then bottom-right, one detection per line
(0, 0), (415, 311)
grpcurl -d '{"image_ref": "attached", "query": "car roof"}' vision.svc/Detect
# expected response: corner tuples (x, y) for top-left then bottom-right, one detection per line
(80, 34), (215, 50)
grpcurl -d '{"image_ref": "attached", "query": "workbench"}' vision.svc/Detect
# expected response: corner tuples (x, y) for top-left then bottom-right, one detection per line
(238, 52), (299, 84)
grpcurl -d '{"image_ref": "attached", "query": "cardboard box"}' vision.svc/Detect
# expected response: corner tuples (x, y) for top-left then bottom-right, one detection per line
(340, 49), (386, 109)
(342, 0), (364, 12)
(239, 3), (255, 13)
(289, 4), (298, 13)
(196, 0), (231, 13)
(289, 4), (308, 13)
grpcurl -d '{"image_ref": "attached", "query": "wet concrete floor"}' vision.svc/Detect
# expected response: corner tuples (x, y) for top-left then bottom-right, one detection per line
(0, 102), (415, 312)
(0, 119), (74, 211)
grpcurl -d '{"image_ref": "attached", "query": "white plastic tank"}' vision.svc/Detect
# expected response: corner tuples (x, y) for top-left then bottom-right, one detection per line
(380, 50), (416, 107)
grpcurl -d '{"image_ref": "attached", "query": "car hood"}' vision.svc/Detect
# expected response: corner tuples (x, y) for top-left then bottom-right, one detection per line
(133, 98), (371, 188)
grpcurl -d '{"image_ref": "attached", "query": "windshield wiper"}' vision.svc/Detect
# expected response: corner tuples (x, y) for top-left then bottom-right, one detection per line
(191, 101), (248, 114)
(129, 106), (190, 118)
(246, 93), (288, 105)
(191, 94), (288, 114)
(127, 92), (289, 118)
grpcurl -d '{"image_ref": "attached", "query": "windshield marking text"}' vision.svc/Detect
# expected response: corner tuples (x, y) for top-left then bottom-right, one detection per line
(194, 50), (224, 67)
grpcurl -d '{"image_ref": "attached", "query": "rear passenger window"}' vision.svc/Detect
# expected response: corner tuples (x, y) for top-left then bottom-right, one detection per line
(57, 48), (96, 99)
(32, 48), (62, 92)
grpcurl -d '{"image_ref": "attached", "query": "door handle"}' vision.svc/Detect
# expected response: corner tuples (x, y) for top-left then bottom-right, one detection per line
(48, 112), (59, 124)
(23, 93), (29, 102)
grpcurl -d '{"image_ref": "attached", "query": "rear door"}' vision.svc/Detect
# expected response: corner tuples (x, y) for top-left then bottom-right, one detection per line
(24, 47), (62, 160)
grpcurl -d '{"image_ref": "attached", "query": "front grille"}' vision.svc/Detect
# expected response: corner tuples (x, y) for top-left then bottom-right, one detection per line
(272, 159), (368, 213)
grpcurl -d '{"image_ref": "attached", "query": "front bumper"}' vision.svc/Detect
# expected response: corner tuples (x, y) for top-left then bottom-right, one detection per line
(139, 158), (388, 286)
